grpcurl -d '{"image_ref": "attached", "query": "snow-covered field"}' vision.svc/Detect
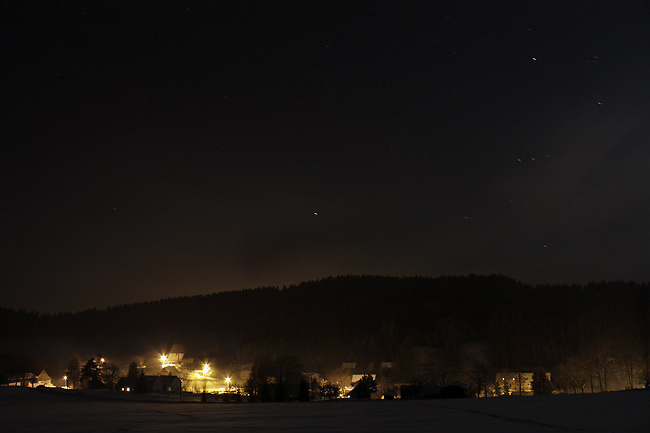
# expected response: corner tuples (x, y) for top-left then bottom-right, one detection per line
(1, 387), (648, 432)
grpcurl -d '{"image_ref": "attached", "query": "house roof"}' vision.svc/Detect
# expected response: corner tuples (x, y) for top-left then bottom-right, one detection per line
(116, 377), (134, 387)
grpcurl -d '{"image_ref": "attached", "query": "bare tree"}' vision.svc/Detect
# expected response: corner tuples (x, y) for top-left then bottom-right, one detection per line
(557, 355), (589, 394)
(103, 363), (121, 391)
(66, 357), (81, 389)
(429, 346), (461, 386)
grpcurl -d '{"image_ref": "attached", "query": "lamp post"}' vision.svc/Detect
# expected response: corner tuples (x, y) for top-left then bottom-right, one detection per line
(202, 363), (210, 394)
(64, 375), (68, 395)
(225, 377), (231, 391)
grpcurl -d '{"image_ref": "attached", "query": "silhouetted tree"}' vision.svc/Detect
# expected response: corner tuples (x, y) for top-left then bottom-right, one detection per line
(135, 371), (148, 394)
(66, 357), (81, 389)
(274, 382), (286, 402)
(244, 355), (274, 402)
(102, 363), (121, 391)
(259, 382), (272, 402)
(127, 361), (139, 382)
(309, 377), (322, 401)
(531, 369), (552, 395)
(349, 374), (377, 399)
(429, 346), (461, 386)
(466, 366), (485, 397)
(297, 377), (310, 402)
(556, 356), (588, 394)
(323, 383), (340, 400)
(80, 358), (103, 389)
(273, 355), (302, 401)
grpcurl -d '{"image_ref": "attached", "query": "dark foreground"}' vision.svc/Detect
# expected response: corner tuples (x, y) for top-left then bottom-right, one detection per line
(1, 387), (648, 432)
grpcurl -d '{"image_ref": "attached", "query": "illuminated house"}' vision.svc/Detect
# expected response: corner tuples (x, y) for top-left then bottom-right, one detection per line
(183, 362), (233, 394)
(6, 370), (53, 387)
(36, 370), (52, 387)
(158, 344), (193, 373)
(496, 371), (551, 395)
(167, 344), (185, 365)
(136, 344), (231, 393)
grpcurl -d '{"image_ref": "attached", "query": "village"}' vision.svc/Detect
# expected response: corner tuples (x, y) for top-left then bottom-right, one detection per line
(3, 342), (558, 401)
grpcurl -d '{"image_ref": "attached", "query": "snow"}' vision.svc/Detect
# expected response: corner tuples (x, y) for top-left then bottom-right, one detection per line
(1, 387), (648, 432)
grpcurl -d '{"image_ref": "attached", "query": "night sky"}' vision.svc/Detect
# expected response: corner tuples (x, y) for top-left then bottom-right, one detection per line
(2, 1), (649, 313)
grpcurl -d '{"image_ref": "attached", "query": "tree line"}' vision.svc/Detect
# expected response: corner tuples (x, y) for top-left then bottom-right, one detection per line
(1, 275), (648, 392)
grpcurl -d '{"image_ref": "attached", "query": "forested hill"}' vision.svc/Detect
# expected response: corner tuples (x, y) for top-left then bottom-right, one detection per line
(1, 275), (648, 369)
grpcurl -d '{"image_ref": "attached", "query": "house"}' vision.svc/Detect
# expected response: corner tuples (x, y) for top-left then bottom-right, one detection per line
(6, 373), (37, 387)
(36, 370), (52, 387)
(6, 370), (53, 388)
(117, 376), (163, 393)
(441, 381), (467, 398)
(152, 375), (181, 393)
(116, 377), (136, 392)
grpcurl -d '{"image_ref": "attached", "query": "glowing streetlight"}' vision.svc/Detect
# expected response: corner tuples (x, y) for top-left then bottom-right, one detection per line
(100, 358), (105, 363)
(225, 377), (231, 389)
(202, 363), (211, 377)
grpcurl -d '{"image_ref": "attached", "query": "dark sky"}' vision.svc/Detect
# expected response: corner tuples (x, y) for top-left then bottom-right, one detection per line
(2, 1), (649, 313)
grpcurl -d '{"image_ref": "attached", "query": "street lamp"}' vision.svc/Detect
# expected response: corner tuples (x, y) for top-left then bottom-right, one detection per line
(225, 377), (231, 390)
(64, 375), (68, 395)
(201, 363), (211, 394)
